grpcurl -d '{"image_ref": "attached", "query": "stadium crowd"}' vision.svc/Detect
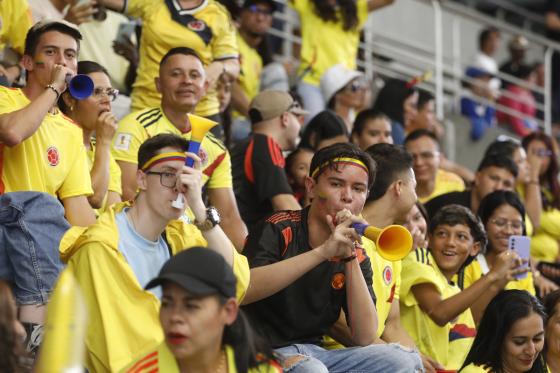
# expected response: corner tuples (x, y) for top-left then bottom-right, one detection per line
(2, 0), (560, 372)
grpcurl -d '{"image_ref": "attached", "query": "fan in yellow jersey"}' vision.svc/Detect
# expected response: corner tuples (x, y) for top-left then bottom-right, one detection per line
(400, 205), (522, 370)
(460, 290), (548, 373)
(460, 191), (544, 304)
(113, 47), (247, 250)
(120, 247), (281, 373)
(103, 0), (240, 134)
(404, 129), (465, 204)
(0, 0), (32, 85)
(59, 60), (122, 215)
(291, 0), (395, 120)
(60, 133), (249, 373)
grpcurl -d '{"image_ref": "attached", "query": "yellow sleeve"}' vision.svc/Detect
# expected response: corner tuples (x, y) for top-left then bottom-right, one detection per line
(232, 249), (250, 302)
(460, 363), (490, 373)
(0, 87), (21, 114)
(108, 154), (123, 194)
(3, 1), (32, 54)
(461, 259), (482, 290)
(124, 0), (158, 19)
(211, 6), (239, 60)
(357, 0), (369, 28)
(289, 0), (306, 12)
(540, 208), (560, 239)
(206, 148), (232, 189)
(58, 141), (94, 199)
(112, 111), (148, 164)
(400, 248), (443, 307)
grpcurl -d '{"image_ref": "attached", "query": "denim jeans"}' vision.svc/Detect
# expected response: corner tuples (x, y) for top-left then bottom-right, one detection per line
(0, 192), (70, 305)
(276, 343), (424, 373)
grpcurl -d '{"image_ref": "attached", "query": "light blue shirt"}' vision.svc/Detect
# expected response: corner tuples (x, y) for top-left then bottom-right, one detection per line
(115, 208), (170, 298)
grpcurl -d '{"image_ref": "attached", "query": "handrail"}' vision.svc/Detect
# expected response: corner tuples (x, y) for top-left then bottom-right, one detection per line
(477, 0), (546, 26)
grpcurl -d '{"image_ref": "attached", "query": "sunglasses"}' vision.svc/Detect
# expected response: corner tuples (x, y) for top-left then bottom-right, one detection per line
(247, 4), (273, 16)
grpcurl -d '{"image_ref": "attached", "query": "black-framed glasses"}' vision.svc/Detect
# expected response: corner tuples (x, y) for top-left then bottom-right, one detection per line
(345, 79), (366, 93)
(145, 171), (177, 188)
(92, 87), (119, 102)
(247, 4), (273, 15)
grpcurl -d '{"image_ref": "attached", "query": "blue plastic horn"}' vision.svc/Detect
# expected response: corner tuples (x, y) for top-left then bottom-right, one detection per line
(66, 74), (94, 100)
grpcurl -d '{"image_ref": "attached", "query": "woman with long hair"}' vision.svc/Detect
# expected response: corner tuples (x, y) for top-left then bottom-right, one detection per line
(122, 247), (280, 373)
(522, 132), (560, 263)
(460, 290), (547, 373)
(59, 60), (122, 213)
(0, 281), (26, 373)
(292, 0), (395, 121)
(544, 289), (560, 372)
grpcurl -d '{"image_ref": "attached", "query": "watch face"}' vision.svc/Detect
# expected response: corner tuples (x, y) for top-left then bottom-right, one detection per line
(209, 207), (221, 224)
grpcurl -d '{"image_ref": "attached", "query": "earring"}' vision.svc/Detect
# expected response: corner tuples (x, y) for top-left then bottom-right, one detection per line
(69, 105), (74, 112)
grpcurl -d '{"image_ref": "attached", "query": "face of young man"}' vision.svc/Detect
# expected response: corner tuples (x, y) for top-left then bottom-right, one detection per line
(474, 166), (515, 201)
(240, 2), (274, 37)
(282, 111), (303, 151)
(157, 54), (207, 112)
(395, 168), (418, 222)
(24, 30), (79, 87)
(307, 162), (369, 219)
(405, 135), (440, 185)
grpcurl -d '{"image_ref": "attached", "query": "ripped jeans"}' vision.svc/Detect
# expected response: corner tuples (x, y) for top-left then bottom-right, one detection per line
(276, 343), (424, 373)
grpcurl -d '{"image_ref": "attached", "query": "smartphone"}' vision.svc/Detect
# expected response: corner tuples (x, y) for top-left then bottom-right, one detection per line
(115, 21), (136, 44)
(508, 235), (531, 280)
(74, 0), (106, 21)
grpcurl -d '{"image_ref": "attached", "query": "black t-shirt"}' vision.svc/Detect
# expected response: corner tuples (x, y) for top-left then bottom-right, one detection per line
(242, 207), (375, 348)
(424, 190), (472, 220)
(548, 0), (560, 41)
(231, 134), (294, 230)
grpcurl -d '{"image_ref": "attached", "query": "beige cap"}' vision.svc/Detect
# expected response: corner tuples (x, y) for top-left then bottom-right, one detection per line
(248, 90), (308, 124)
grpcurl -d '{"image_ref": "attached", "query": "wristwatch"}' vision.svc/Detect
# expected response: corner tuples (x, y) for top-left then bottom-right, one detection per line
(195, 206), (221, 231)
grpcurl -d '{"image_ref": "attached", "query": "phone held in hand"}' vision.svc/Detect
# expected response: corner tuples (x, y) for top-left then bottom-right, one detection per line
(508, 235), (531, 280)
(115, 21), (136, 44)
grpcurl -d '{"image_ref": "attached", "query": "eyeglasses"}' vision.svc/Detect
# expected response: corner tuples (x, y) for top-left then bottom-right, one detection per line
(145, 171), (177, 188)
(490, 218), (523, 230)
(532, 149), (553, 158)
(92, 87), (119, 102)
(345, 79), (366, 93)
(411, 151), (440, 161)
(247, 4), (273, 15)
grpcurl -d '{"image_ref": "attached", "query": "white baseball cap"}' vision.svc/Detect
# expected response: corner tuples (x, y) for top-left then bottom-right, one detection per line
(320, 64), (364, 104)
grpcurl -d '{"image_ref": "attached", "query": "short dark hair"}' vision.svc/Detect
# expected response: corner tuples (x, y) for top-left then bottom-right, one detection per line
(25, 22), (82, 56)
(160, 47), (202, 68)
(404, 129), (439, 147)
(351, 109), (390, 137)
(477, 190), (526, 252)
(477, 154), (518, 178)
(461, 290), (546, 373)
(366, 143), (413, 202)
(429, 204), (487, 253)
(300, 110), (349, 151)
(59, 60), (109, 114)
(417, 90), (434, 111)
(478, 27), (500, 51)
(484, 139), (520, 159)
(138, 134), (189, 170)
(309, 142), (376, 188)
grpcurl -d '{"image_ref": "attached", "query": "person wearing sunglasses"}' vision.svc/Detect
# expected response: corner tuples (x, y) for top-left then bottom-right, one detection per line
(59, 60), (122, 214)
(320, 64), (367, 133)
(522, 132), (560, 264)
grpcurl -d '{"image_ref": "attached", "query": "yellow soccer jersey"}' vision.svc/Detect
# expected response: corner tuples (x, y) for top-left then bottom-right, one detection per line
(400, 247), (476, 370)
(112, 107), (231, 190)
(125, 0), (238, 116)
(0, 87), (93, 199)
(460, 364), (490, 373)
(87, 139), (122, 214)
(290, 0), (368, 86)
(232, 30), (262, 119)
(0, 0), (32, 54)
(418, 169), (465, 204)
(460, 254), (535, 295)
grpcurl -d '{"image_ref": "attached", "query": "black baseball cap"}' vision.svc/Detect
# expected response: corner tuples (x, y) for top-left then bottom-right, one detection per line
(242, 0), (277, 12)
(145, 247), (236, 298)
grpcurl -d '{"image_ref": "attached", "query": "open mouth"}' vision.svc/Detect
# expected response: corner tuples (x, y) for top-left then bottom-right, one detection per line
(167, 332), (187, 345)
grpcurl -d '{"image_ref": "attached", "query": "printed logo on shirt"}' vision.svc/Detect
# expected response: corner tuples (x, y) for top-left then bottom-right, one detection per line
(188, 20), (206, 31)
(114, 133), (132, 151)
(331, 272), (345, 290)
(198, 146), (208, 167)
(382, 265), (393, 285)
(46, 146), (59, 166)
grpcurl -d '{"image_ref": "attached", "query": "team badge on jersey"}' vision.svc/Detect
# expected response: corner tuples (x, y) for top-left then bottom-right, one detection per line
(188, 20), (206, 31)
(198, 147), (208, 166)
(114, 133), (132, 151)
(382, 265), (393, 285)
(331, 273), (345, 290)
(46, 146), (59, 166)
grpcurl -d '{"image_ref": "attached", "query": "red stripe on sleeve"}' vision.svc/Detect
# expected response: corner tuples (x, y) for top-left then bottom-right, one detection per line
(244, 138), (255, 184)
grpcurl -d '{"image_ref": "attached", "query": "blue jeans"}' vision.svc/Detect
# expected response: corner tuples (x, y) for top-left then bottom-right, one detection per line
(0, 192), (70, 305)
(276, 343), (424, 372)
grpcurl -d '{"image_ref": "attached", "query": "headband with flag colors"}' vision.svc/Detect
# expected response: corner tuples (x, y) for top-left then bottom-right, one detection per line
(141, 152), (187, 171)
(310, 157), (368, 179)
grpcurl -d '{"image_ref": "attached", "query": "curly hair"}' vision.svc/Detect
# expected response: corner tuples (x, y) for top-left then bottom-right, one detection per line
(0, 281), (25, 373)
(311, 0), (359, 31)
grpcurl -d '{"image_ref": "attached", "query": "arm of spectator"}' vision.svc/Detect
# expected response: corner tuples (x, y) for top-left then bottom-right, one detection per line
(0, 64), (22, 85)
(328, 312), (356, 347)
(271, 194), (301, 211)
(439, 157), (475, 184)
(62, 195), (97, 226)
(88, 112), (118, 209)
(367, 0), (395, 11)
(381, 301), (416, 348)
(106, 191), (122, 208)
(100, 0), (126, 13)
(116, 160), (139, 201)
(64, 0), (97, 25)
(206, 59), (240, 92)
(231, 80), (251, 117)
(207, 187), (248, 252)
(547, 11), (560, 31)
(524, 151), (543, 229)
